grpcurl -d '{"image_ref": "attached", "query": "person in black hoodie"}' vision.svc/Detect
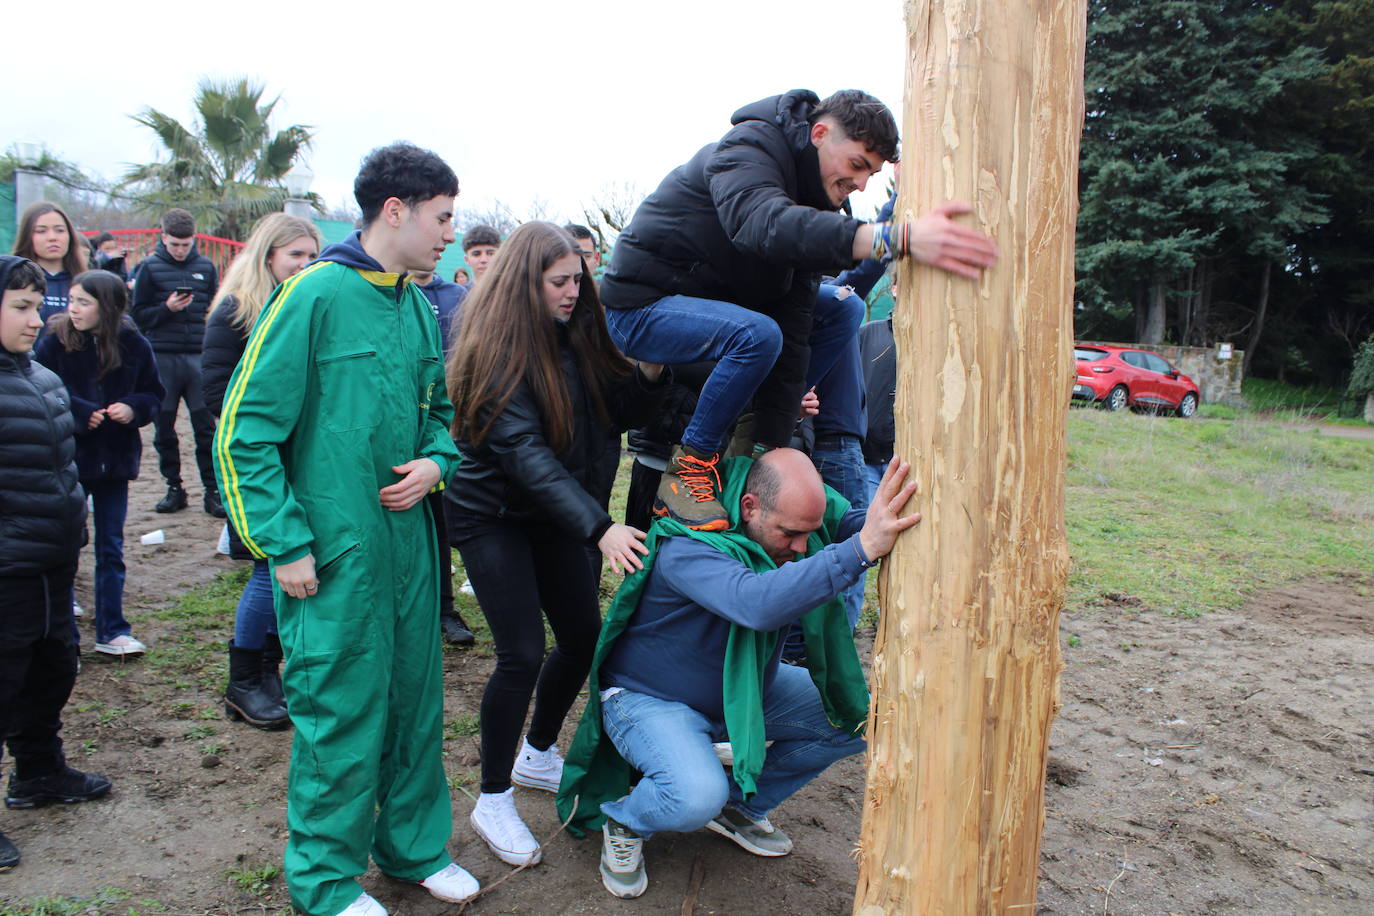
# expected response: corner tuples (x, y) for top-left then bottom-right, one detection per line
(130, 208), (221, 517)
(600, 89), (996, 531)
(0, 256), (112, 872)
(445, 221), (668, 870)
(12, 201), (89, 336)
(35, 270), (164, 657)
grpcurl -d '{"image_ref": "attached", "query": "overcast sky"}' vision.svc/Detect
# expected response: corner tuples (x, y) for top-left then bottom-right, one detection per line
(10, 0), (908, 226)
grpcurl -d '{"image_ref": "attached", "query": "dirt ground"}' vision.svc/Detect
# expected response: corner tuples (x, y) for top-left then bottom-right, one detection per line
(2, 433), (1371, 915)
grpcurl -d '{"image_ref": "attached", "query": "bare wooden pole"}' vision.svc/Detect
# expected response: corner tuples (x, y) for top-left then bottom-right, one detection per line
(854, 1), (1085, 913)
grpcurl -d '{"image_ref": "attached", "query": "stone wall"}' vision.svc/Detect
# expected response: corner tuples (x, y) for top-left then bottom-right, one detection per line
(1084, 341), (1246, 407)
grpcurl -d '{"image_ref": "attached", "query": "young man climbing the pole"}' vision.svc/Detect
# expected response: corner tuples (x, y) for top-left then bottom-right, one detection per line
(599, 88), (997, 531)
(214, 142), (479, 916)
(557, 448), (922, 899)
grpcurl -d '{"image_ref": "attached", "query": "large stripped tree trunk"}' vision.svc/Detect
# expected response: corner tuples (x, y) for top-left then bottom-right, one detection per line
(853, 1), (1084, 913)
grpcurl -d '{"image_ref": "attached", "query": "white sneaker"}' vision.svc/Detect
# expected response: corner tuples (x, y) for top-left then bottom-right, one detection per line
(72, 601), (85, 618)
(511, 739), (563, 793)
(94, 634), (147, 656)
(216, 524), (231, 555)
(600, 817), (647, 898)
(459, 578), (475, 596)
(470, 788), (541, 866)
(335, 892), (386, 916)
(419, 862), (480, 903)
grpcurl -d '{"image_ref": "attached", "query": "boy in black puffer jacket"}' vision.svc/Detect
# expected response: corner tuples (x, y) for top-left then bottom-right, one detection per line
(0, 256), (112, 872)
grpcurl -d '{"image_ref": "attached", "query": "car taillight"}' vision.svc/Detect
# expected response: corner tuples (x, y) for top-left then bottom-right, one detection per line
(1091, 366), (1114, 373)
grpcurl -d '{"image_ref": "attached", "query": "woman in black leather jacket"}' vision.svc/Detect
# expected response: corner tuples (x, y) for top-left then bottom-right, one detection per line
(445, 222), (666, 869)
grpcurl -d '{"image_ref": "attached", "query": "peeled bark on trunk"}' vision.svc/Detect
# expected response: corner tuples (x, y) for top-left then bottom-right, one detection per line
(852, 1), (1084, 913)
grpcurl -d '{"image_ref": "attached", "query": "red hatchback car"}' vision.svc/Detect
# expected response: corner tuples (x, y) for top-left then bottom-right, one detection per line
(1072, 344), (1201, 417)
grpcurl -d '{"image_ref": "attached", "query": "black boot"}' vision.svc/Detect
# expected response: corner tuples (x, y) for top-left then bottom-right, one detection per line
(203, 487), (226, 519)
(155, 484), (187, 513)
(440, 610), (475, 647)
(0, 830), (17, 870)
(260, 633), (287, 710)
(5, 765), (111, 809)
(224, 641), (289, 730)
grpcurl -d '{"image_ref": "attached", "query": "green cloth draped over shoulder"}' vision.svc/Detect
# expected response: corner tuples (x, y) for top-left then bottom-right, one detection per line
(556, 456), (869, 837)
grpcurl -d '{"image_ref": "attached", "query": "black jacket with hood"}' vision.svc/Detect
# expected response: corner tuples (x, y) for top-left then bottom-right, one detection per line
(600, 90), (862, 313)
(445, 322), (668, 544)
(0, 255), (88, 575)
(599, 90), (865, 447)
(130, 240), (219, 353)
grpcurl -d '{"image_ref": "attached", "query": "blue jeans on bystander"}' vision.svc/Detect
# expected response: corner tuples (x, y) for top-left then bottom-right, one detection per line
(84, 479), (131, 645)
(233, 560), (277, 650)
(599, 664), (865, 838)
(811, 436), (870, 629)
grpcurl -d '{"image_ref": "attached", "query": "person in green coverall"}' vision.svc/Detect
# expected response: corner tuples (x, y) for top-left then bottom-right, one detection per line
(213, 143), (479, 916)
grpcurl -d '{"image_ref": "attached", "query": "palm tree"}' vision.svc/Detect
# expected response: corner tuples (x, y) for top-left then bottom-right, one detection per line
(122, 78), (315, 240)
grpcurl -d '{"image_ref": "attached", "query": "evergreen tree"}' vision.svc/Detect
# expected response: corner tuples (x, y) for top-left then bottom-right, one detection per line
(1076, 0), (1325, 352)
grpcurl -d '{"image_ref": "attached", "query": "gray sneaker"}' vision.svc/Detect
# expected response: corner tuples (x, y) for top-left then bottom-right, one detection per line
(599, 818), (647, 898)
(707, 806), (793, 856)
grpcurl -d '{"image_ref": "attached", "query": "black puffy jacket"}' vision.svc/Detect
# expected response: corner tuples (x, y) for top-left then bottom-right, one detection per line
(445, 323), (668, 543)
(0, 349), (87, 574)
(130, 241), (219, 353)
(201, 296), (247, 417)
(600, 90), (861, 313)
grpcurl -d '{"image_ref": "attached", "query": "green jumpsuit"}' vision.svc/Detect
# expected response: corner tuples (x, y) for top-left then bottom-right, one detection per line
(213, 254), (461, 915)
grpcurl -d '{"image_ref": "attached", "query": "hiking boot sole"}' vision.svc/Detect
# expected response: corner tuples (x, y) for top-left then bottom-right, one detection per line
(651, 500), (729, 532)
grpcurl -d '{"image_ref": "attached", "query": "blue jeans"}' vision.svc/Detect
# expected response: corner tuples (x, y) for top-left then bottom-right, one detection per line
(233, 560), (277, 650)
(865, 462), (887, 500)
(605, 297), (782, 453)
(806, 285), (865, 390)
(811, 436), (870, 628)
(85, 479), (131, 644)
(599, 664), (865, 838)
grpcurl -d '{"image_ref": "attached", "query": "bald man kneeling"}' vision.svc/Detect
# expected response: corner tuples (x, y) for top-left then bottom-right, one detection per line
(558, 449), (921, 899)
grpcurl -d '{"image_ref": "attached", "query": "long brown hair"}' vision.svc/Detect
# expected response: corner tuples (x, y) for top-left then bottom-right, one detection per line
(448, 221), (632, 452)
(48, 270), (130, 377)
(14, 201), (89, 277)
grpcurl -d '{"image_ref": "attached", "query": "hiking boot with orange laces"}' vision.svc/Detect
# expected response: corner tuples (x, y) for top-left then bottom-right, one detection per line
(654, 444), (729, 531)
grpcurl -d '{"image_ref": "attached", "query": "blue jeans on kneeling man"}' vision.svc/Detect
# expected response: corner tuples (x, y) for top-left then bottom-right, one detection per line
(598, 664), (865, 838)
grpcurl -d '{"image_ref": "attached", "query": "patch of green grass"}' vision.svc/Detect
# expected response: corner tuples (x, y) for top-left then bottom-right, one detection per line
(1242, 377), (1342, 413)
(147, 565), (248, 625)
(0, 888), (132, 916)
(184, 723), (217, 741)
(445, 714), (480, 739)
(1066, 409), (1374, 616)
(225, 862), (282, 896)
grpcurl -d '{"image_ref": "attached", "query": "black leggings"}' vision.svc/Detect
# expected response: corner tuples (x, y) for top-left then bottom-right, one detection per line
(451, 517), (602, 794)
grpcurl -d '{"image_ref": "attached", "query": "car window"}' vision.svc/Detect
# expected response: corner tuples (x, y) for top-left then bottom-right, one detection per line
(1120, 351), (1147, 368)
(1145, 353), (1173, 374)
(1075, 347), (1108, 361)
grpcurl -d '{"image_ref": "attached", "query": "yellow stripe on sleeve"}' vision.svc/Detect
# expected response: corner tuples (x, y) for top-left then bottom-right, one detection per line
(215, 261), (329, 558)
